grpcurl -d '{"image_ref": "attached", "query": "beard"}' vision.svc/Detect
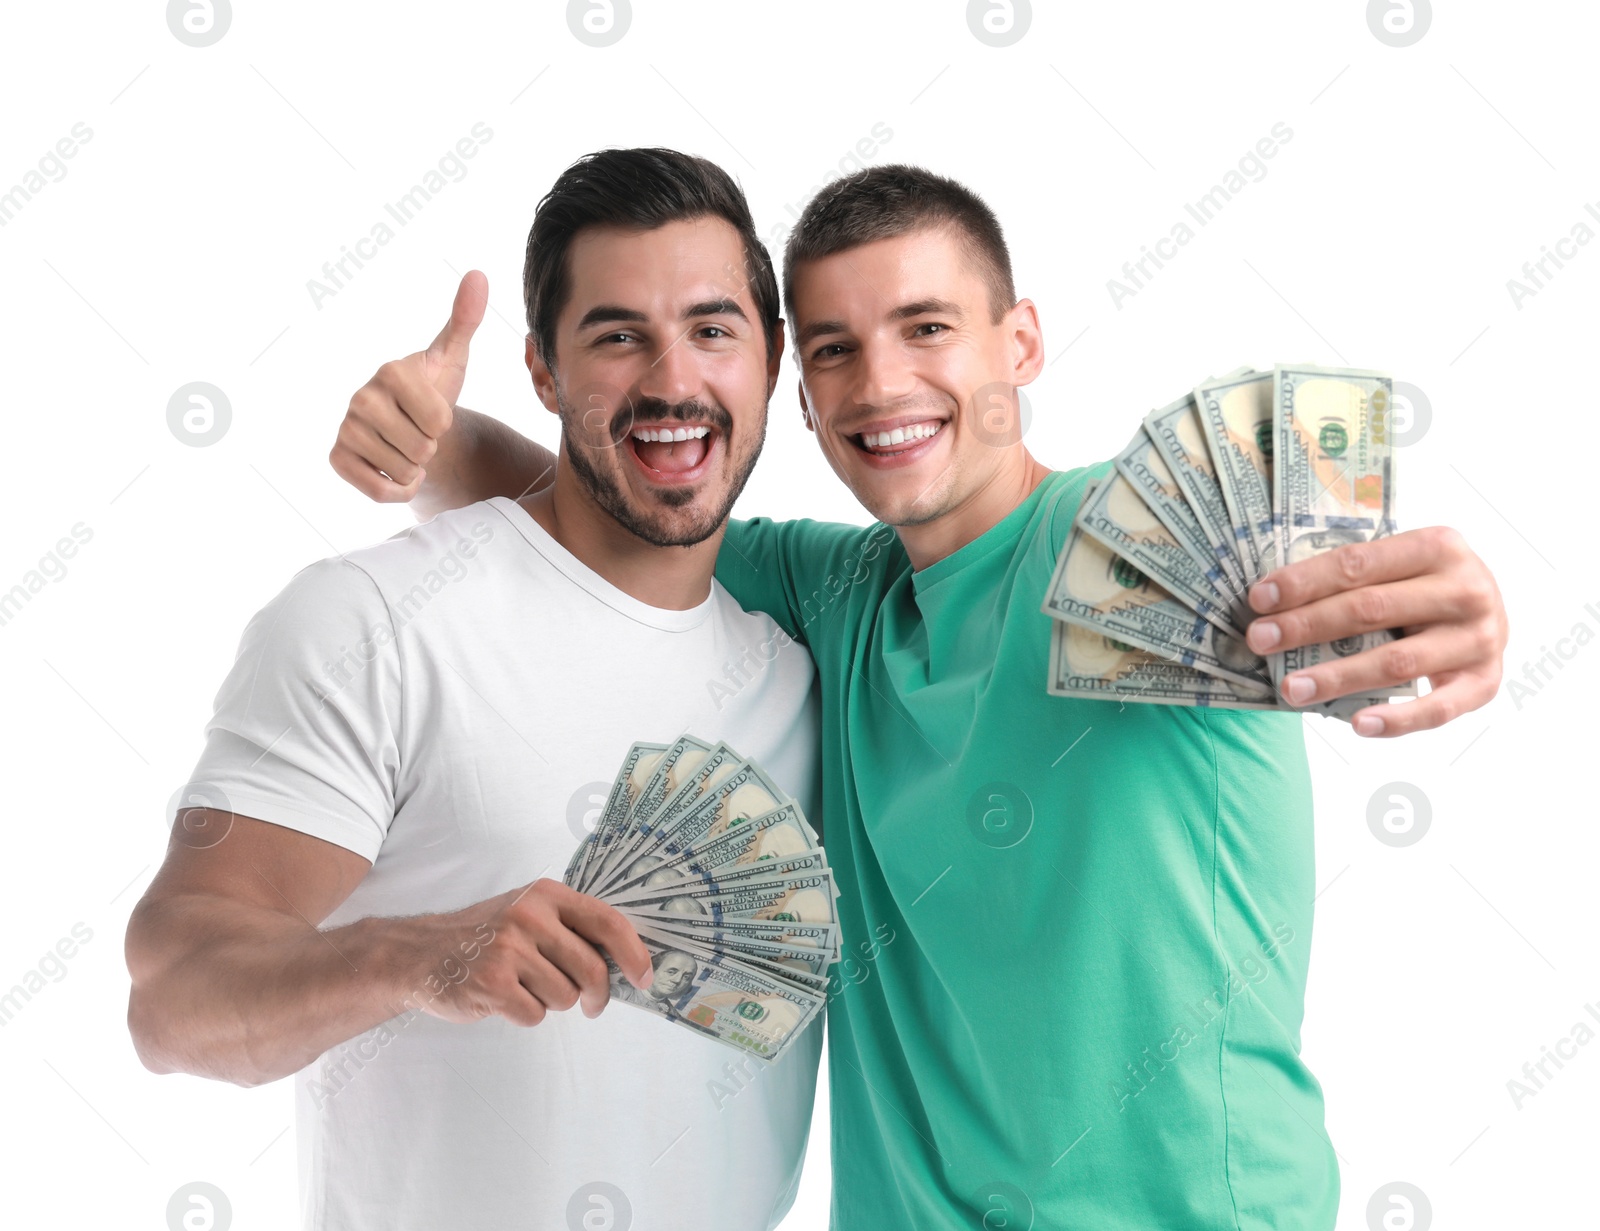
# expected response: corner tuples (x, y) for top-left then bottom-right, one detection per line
(557, 385), (766, 548)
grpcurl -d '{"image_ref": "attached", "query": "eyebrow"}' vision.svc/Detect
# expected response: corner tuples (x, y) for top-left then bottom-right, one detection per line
(795, 297), (968, 348)
(575, 298), (750, 332)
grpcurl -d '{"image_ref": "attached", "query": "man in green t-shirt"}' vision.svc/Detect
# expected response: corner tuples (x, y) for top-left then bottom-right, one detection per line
(331, 159), (1507, 1228)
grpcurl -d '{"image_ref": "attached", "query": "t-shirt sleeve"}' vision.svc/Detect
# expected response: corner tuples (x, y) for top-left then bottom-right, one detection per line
(715, 516), (886, 646)
(171, 557), (403, 863)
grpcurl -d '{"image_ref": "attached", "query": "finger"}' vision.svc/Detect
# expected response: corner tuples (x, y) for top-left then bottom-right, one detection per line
(425, 270), (488, 379)
(513, 950), (583, 1016)
(535, 926), (615, 1018)
(1249, 526), (1468, 614)
(1344, 669), (1497, 738)
(1246, 572), (1462, 656)
(559, 892), (653, 993)
(345, 419), (426, 485)
(366, 361), (455, 442)
(1278, 624), (1481, 707)
(329, 441), (421, 504)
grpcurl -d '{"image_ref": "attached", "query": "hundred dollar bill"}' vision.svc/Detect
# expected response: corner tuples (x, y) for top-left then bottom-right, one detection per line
(605, 803), (821, 896)
(1195, 370), (1276, 583)
(631, 910), (840, 955)
(609, 849), (830, 903)
(594, 759), (792, 896)
(1271, 363), (1416, 702)
(1048, 618), (1279, 709)
(568, 741), (668, 890)
(1043, 519), (1269, 690)
(1143, 391), (1255, 604)
(607, 934), (824, 1062)
(581, 736), (711, 890)
(1075, 474), (1243, 637)
(590, 737), (733, 890)
(618, 871), (837, 926)
(628, 925), (833, 993)
(1112, 425), (1248, 616)
(632, 918), (838, 980)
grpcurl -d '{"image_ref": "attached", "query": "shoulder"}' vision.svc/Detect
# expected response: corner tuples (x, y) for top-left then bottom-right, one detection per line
(1036, 460), (1118, 556)
(724, 515), (895, 562)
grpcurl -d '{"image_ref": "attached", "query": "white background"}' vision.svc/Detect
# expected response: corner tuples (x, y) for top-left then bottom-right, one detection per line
(1, 1), (1595, 1228)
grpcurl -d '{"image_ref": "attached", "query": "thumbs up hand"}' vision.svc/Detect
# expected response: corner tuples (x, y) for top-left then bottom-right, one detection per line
(330, 271), (487, 503)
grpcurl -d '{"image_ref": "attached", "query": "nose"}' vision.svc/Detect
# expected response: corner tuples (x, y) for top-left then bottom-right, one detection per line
(850, 333), (918, 413)
(636, 332), (701, 408)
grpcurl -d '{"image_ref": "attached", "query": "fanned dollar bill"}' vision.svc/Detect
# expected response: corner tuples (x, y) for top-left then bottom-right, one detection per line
(1143, 392), (1255, 608)
(1076, 470), (1243, 637)
(568, 736), (837, 1061)
(1042, 513), (1269, 690)
(1112, 426), (1249, 621)
(1047, 618), (1278, 709)
(1044, 361), (1427, 723)
(1194, 370), (1278, 584)
(1271, 363), (1416, 704)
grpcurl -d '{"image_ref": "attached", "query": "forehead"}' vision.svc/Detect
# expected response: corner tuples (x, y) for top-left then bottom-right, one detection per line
(791, 225), (988, 324)
(562, 216), (752, 317)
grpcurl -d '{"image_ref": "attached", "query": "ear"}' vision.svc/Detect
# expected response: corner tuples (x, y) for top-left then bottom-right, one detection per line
(526, 336), (559, 415)
(767, 319), (786, 400)
(797, 377), (816, 434)
(1007, 298), (1045, 389)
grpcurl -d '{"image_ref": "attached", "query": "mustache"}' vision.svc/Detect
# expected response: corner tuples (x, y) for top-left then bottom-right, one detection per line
(611, 397), (734, 441)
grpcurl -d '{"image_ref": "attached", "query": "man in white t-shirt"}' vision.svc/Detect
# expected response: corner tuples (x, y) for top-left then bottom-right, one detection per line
(125, 148), (823, 1231)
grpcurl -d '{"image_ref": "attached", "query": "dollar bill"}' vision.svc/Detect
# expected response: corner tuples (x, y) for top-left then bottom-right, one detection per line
(594, 760), (793, 897)
(610, 847), (829, 906)
(1143, 391), (1256, 607)
(607, 933), (824, 1062)
(1048, 618), (1279, 709)
(1271, 363), (1416, 704)
(1195, 370), (1276, 583)
(618, 870), (838, 926)
(605, 803), (822, 896)
(570, 741), (668, 889)
(1043, 518), (1269, 690)
(1075, 473), (1243, 637)
(1113, 425), (1249, 617)
(590, 737), (732, 891)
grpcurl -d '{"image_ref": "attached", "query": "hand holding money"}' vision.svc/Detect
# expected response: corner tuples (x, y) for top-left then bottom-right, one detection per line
(1244, 523), (1507, 735)
(563, 735), (837, 1061)
(1045, 365), (1401, 718)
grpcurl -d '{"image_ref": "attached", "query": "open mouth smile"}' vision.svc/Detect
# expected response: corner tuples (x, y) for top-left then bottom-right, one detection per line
(626, 422), (720, 485)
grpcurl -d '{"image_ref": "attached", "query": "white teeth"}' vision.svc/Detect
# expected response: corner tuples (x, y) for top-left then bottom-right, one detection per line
(632, 425), (711, 442)
(858, 421), (941, 450)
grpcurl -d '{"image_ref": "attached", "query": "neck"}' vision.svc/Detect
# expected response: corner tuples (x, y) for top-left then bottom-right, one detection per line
(894, 447), (1053, 571)
(518, 453), (720, 611)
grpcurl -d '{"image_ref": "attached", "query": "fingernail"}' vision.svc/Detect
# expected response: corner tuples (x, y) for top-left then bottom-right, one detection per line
(1354, 714), (1385, 736)
(1252, 581), (1280, 610)
(1251, 620), (1281, 651)
(1285, 675), (1316, 704)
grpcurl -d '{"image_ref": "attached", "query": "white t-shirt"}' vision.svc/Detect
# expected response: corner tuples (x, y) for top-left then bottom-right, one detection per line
(175, 496), (823, 1231)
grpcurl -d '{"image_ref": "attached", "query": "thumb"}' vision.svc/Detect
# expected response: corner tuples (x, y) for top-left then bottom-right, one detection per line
(424, 270), (487, 389)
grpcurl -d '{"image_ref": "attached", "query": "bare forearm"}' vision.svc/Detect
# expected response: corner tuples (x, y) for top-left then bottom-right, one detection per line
(127, 895), (424, 1087)
(412, 407), (557, 521)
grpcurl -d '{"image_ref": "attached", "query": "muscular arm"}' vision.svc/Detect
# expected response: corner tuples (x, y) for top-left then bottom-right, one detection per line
(126, 810), (650, 1087)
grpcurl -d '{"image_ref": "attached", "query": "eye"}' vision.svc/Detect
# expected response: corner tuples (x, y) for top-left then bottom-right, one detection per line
(811, 342), (849, 361)
(698, 325), (729, 339)
(912, 322), (949, 338)
(598, 331), (637, 345)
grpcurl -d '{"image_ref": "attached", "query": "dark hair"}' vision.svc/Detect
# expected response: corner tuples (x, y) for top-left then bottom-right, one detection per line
(783, 164), (1016, 324)
(522, 148), (780, 368)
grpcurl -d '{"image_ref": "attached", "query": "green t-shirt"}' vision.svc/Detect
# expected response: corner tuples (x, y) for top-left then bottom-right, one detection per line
(716, 464), (1338, 1231)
